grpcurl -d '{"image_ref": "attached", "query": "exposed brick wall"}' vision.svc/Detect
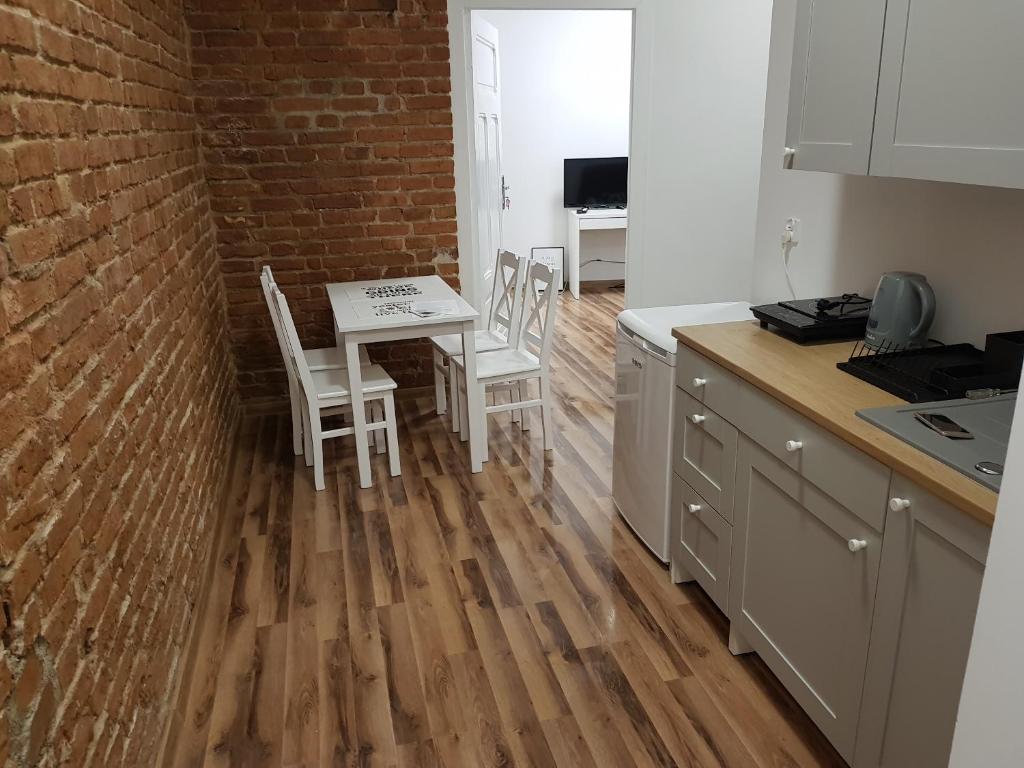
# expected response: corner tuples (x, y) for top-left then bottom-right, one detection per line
(0, 1), (238, 766)
(187, 0), (457, 401)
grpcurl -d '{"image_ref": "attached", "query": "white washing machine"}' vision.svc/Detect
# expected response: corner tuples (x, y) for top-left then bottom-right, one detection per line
(612, 302), (752, 561)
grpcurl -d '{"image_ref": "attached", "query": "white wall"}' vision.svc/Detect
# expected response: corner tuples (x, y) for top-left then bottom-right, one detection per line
(949, 386), (1024, 766)
(478, 9), (632, 283)
(753, 0), (1024, 347)
(626, 0), (773, 309)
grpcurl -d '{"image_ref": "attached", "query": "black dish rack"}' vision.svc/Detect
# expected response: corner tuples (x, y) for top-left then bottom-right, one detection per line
(837, 341), (1019, 403)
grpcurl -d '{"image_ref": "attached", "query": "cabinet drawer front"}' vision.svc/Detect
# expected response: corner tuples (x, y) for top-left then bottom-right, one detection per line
(671, 475), (732, 615)
(734, 383), (889, 530)
(673, 390), (738, 521)
(731, 438), (881, 761)
(675, 344), (742, 419)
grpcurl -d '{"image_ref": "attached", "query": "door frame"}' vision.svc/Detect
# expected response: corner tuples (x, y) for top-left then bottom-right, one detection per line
(448, 0), (653, 316)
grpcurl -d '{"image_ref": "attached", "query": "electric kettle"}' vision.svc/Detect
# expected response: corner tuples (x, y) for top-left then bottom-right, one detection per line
(864, 272), (936, 350)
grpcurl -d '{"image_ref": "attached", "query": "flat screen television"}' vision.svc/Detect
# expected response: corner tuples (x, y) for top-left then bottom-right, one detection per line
(563, 156), (628, 209)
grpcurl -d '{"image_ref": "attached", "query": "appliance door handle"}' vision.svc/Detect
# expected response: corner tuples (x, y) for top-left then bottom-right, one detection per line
(616, 321), (640, 345)
(908, 279), (936, 341)
(642, 339), (671, 364)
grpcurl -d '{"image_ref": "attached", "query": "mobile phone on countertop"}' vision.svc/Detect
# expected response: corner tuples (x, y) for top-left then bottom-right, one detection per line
(914, 411), (974, 440)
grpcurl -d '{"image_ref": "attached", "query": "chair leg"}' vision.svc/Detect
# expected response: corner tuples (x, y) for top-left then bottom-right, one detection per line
(433, 350), (447, 415)
(384, 392), (401, 477)
(510, 382), (520, 425)
(476, 381), (488, 463)
(302, 401), (314, 467)
(520, 380), (530, 431)
(289, 383), (303, 456)
(311, 410), (326, 491)
(450, 367), (461, 433)
(374, 401), (386, 455)
(540, 376), (554, 451)
(366, 402), (375, 448)
(459, 371), (470, 444)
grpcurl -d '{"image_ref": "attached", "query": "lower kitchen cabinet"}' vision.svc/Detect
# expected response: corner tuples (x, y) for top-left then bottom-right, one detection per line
(854, 475), (989, 768)
(729, 437), (882, 762)
(670, 474), (732, 614)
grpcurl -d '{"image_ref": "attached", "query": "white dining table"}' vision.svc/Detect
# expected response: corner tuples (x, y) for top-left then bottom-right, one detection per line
(326, 275), (484, 488)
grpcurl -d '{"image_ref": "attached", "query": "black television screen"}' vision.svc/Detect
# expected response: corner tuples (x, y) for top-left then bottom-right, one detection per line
(563, 157), (628, 209)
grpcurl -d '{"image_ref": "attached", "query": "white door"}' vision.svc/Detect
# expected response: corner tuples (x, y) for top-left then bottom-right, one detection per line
(471, 15), (504, 319)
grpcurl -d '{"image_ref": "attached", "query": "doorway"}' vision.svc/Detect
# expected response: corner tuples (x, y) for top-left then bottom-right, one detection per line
(450, 1), (643, 319)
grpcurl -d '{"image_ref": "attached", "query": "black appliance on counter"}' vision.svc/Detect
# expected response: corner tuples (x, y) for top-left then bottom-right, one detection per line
(837, 330), (1024, 403)
(751, 294), (872, 342)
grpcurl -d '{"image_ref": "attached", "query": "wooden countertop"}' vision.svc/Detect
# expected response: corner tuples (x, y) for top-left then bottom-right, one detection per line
(672, 321), (998, 527)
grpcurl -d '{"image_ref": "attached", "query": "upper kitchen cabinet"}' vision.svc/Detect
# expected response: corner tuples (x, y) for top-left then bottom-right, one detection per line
(785, 0), (1024, 188)
(784, 0), (888, 174)
(871, 0), (1024, 188)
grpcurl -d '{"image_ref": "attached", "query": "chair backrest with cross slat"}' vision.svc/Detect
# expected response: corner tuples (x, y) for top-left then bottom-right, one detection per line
(517, 261), (560, 368)
(271, 286), (318, 406)
(488, 249), (526, 341)
(260, 266), (300, 386)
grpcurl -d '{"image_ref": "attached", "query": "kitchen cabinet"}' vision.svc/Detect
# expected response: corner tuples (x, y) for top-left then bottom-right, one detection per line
(871, 0), (1024, 188)
(668, 328), (997, 766)
(786, 0), (1024, 188)
(729, 436), (882, 762)
(784, 0), (887, 175)
(854, 475), (989, 768)
(670, 474), (732, 615)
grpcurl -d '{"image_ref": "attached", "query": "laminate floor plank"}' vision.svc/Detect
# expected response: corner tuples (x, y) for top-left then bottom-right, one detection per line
(170, 287), (845, 768)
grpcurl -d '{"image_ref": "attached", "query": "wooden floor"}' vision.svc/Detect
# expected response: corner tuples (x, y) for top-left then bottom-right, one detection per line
(165, 286), (844, 768)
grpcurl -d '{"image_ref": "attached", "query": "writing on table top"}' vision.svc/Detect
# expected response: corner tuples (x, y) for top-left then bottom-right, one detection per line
(345, 282), (423, 300)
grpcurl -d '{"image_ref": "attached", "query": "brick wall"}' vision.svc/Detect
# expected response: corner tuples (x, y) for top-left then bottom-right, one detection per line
(0, 1), (238, 766)
(187, 0), (457, 401)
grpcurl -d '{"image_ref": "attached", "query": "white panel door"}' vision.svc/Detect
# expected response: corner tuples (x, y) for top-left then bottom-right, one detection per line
(871, 0), (1024, 188)
(784, 0), (888, 174)
(471, 15), (504, 319)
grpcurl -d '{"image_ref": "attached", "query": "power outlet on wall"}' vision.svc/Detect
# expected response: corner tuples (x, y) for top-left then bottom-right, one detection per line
(783, 216), (801, 246)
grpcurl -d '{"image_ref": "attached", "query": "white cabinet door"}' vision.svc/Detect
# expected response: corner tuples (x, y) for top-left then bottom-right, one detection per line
(730, 437), (882, 762)
(784, 0), (888, 174)
(871, 0), (1024, 188)
(854, 476), (989, 768)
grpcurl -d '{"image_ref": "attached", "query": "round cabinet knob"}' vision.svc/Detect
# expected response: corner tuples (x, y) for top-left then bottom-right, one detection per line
(687, 503), (702, 514)
(785, 440), (803, 453)
(692, 377), (708, 388)
(889, 497), (912, 512)
(690, 414), (706, 425)
(848, 539), (868, 553)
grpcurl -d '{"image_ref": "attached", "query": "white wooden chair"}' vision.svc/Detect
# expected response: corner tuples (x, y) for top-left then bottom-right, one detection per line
(430, 250), (525, 421)
(271, 286), (400, 491)
(260, 266), (371, 456)
(452, 261), (560, 459)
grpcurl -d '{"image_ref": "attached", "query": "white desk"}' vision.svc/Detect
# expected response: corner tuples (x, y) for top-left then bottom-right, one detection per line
(566, 207), (628, 299)
(326, 275), (483, 488)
